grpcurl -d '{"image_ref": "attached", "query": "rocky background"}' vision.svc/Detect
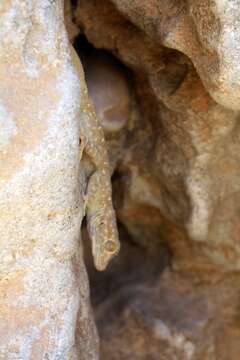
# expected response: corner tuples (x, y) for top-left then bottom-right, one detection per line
(65, 1), (240, 359)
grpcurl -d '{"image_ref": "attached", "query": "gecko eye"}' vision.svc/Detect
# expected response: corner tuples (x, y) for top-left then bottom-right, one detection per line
(104, 240), (117, 253)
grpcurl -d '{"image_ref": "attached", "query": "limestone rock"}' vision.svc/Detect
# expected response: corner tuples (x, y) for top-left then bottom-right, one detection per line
(0, 2), (98, 358)
(104, 0), (240, 110)
(96, 271), (240, 360)
(74, 0), (240, 274)
(78, 44), (131, 172)
(68, 1), (240, 359)
(64, 0), (80, 42)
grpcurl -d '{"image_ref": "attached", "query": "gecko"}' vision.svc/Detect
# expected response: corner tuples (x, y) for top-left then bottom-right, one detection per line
(71, 46), (120, 271)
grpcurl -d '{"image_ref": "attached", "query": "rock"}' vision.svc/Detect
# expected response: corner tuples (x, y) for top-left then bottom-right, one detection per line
(96, 271), (240, 360)
(105, 0), (240, 110)
(74, 0), (240, 274)
(76, 42), (131, 171)
(162, 0), (240, 110)
(82, 50), (130, 133)
(0, 2), (98, 358)
(66, 1), (240, 359)
(64, 0), (80, 42)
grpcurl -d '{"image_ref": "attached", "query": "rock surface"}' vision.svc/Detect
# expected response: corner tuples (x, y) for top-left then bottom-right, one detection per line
(96, 270), (240, 360)
(1, 0), (240, 358)
(67, 0), (240, 359)
(74, 0), (240, 274)
(0, 2), (99, 358)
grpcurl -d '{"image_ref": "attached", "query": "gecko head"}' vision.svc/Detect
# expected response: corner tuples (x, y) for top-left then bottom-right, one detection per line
(88, 212), (120, 271)
(95, 238), (120, 271)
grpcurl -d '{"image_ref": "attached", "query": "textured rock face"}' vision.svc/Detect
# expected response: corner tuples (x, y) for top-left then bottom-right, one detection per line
(67, 0), (240, 359)
(74, 0), (240, 273)
(164, 0), (240, 110)
(1, 0), (240, 358)
(96, 270), (240, 360)
(103, 0), (240, 110)
(0, 1), (98, 358)
(78, 44), (131, 172)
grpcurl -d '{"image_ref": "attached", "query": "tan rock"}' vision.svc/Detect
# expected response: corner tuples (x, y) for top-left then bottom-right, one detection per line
(96, 270), (240, 360)
(74, 0), (240, 273)
(0, 1), (98, 358)
(80, 48), (131, 171)
(108, 0), (240, 110)
(70, 1), (240, 358)
(83, 52), (130, 133)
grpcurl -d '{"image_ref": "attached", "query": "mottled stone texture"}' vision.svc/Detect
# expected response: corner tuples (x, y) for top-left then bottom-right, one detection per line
(67, 0), (240, 359)
(1, 0), (240, 358)
(74, 0), (240, 273)
(0, 1), (98, 359)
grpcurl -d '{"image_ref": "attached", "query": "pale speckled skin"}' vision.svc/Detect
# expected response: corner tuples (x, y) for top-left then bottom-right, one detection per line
(71, 48), (120, 271)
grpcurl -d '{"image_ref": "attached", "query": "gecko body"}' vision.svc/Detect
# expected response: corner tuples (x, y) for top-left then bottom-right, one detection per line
(71, 47), (120, 271)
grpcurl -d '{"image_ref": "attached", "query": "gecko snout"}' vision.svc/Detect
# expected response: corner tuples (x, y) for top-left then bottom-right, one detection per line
(95, 240), (120, 271)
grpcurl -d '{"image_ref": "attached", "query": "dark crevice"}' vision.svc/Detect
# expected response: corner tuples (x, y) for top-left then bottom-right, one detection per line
(73, 33), (133, 82)
(70, 0), (78, 11)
